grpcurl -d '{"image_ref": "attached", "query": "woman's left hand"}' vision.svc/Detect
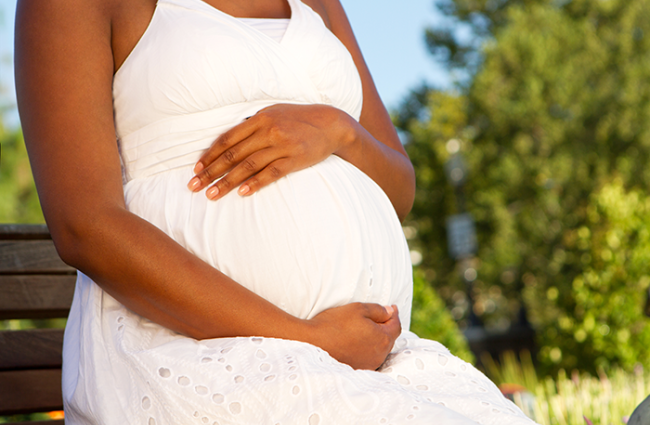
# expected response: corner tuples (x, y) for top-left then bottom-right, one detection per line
(187, 103), (355, 200)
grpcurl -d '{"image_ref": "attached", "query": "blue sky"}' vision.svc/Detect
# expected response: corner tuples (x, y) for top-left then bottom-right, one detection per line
(340, 0), (451, 104)
(0, 0), (449, 127)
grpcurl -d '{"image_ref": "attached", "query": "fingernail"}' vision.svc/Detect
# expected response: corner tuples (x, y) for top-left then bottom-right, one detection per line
(194, 162), (204, 173)
(188, 177), (201, 191)
(206, 186), (219, 199)
(385, 305), (394, 315)
(238, 184), (250, 196)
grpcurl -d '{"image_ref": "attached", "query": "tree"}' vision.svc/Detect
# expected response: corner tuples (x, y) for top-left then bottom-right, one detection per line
(399, 0), (650, 373)
(0, 119), (44, 223)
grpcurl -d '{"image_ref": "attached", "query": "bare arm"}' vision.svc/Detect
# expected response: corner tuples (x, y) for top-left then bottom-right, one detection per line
(15, 0), (399, 370)
(323, 0), (416, 220)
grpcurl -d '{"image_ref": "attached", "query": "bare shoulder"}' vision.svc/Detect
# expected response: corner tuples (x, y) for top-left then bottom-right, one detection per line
(15, 0), (112, 44)
(15, 0), (115, 135)
(15, 0), (114, 84)
(298, 0), (404, 153)
(300, 0), (338, 31)
(300, 0), (358, 47)
(14, 0), (130, 235)
(303, 0), (369, 38)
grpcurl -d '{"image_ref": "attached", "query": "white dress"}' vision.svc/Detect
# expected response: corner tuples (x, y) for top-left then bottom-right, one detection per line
(61, 0), (538, 423)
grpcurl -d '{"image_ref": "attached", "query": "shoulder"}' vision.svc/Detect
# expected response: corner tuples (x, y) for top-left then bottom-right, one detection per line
(16, 0), (155, 73)
(15, 0), (114, 88)
(16, 0), (112, 31)
(300, 0), (349, 32)
(15, 0), (113, 61)
(15, 0), (150, 20)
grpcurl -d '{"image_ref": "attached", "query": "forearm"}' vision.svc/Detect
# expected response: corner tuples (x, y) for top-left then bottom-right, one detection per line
(316, 0), (416, 220)
(58, 204), (305, 340)
(334, 113), (415, 221)
(51, 203), (400, 369)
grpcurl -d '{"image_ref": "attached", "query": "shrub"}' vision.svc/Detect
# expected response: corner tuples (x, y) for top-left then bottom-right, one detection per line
(0, 123), (44, 223)
(410, 268), (474, 363)
(524, 180), (650, 372)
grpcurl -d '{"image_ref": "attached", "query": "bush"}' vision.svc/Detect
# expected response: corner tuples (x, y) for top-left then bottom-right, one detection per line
(0, 122), (44, 223)
(410, 268), (474, 363)
(524, 180), (650, 372)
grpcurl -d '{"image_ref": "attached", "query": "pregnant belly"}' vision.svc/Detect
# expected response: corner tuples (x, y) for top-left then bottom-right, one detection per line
(123, 156), (413, 326)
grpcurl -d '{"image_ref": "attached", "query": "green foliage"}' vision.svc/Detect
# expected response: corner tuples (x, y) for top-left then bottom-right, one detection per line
(399, 0), (650, 373)
(0, 318), (67, 331)
(397, 90), (465, 307)
(0, 413), (59, 424)
(527, 180), (650, 371)
(411, 268), (474, 363)
(0, 120), (44, 223)
(399, 89), (519, 333)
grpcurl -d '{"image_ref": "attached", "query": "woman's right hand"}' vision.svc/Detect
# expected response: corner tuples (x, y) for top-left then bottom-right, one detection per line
(304, 303), (401, 370)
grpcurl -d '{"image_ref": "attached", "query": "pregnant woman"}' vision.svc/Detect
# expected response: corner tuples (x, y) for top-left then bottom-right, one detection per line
(15, 0), (536, 423)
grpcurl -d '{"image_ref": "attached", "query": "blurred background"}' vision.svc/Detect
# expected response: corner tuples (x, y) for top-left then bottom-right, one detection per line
(2, 0), (650, 423)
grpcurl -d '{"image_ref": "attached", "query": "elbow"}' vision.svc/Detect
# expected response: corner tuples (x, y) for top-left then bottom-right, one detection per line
(396, 200), (414, 223)
(395, 164), (416, 222)
(396, 205), (413, 223)
(48, 217), (93, 269)
(47, 205), (124, 270)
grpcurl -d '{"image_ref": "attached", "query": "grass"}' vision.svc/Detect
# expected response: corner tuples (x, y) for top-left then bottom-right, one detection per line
(482, 351), (649, 425)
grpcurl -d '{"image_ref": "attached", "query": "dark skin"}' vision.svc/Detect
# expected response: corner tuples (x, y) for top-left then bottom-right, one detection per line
(15, 0), (415, 370)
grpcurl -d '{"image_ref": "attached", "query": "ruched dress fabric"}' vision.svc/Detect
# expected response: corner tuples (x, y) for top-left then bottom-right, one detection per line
(61, 0), (538, 424)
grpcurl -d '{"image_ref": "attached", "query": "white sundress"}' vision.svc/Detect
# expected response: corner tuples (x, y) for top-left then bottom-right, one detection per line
(61, 0), (538, 424)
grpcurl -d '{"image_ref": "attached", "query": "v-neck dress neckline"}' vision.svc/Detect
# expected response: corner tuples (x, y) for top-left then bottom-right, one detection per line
(115, 0), (300, 79)
(195, 0), (295, 45)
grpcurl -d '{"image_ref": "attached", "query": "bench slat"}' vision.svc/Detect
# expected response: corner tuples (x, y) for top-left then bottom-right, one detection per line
(0, 369), (63, 415)
(0, 225), (68, 421)
(0, 241), (74, 275)
(0, 224), (51, 240)
(0, 329), (64, 370)
(0, 275), (75, 320)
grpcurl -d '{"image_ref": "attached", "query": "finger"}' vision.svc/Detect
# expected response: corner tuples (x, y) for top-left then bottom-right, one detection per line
(204, 149), (280, 200)
(194, 117), (260, 173)
(391, 305), (399, 320)
(191, 139), (267, 192)
(237, 158), (292, 196)
(362, 303), (394, 324)
(379, 311), (402, 341)
(380, 306), (400, 327)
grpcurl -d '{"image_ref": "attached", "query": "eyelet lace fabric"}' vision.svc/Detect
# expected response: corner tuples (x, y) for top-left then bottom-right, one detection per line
(65, 298), (535, 424)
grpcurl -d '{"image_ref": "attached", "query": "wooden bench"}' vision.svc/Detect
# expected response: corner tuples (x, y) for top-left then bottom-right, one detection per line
(0, 224), (75, 424)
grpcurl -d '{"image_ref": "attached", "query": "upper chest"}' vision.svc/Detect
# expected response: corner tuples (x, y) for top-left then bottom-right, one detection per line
(109, 0), (330, 73)
(110, 0), (363, 137)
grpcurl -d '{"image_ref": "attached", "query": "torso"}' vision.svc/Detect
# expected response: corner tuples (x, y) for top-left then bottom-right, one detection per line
(111, 0), (413, 322)
(109, 0), (331, 74)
